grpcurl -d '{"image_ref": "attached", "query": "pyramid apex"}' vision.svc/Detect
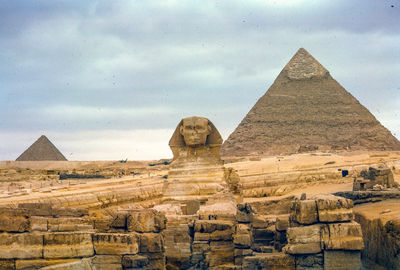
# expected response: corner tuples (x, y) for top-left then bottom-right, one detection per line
(283, 48), (328, 80)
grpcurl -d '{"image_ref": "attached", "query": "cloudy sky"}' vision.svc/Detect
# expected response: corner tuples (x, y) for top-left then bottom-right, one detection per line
(1, 0), (399, 161)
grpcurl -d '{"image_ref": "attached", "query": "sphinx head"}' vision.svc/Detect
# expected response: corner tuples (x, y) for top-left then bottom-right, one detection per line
(169, 116), (223, 160)
(179, 117), (211, 147)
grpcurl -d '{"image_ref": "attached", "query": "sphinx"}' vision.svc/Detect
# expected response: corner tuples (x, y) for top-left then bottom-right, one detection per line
(162, 116), (238, 205)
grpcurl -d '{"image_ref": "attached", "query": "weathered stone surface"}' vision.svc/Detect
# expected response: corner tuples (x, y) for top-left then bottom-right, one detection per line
(186, 200), (200, 215)
(285, 225), (322, 254)
(0, 215), (29, 232)
(47, 217), (92, 232)
(207, 241), (234, 267)
(194, 220), (234, 233)
(0, 259), (14, 270)
(140, 233), (164, 253)
(40, 258), (92, 270)
(93, 233), (139, 255)
(44, 232), (93, 258)
(321, 222), (364, 250)
(127, 209), (166, 233)
(30, 216), (48, 232)
(194, 229), (233, 241)
(122, 254), (149, 268)
(295, 253), (323, 270)
(291, 199), (318, 225)
(242, 253), (295, 270)
(233, 234), (252, 248)
(234, 248), (253, 257)
(275, 214), (290, 231)
(15, 259), (79, 270)
(324, 250), (362, 270)
(314, 195), (354, 222)
(235, 223), (251, 234)
(0, 233), (43, 259)
(51, 207), (88, 218)
(91, 255), (122, 270)
(19, 203), (53, 216)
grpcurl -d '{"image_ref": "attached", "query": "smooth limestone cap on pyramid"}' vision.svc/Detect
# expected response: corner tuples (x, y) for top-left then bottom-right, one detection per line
(222, 48), (400, 156)
(16, 135), (67, 161)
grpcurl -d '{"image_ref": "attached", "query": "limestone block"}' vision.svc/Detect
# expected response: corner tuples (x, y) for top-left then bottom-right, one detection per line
(291, 200), (318, 225)
(126, 209), (166, 233)
(321, 222), (364, 250)
(139, 233), (164, 253)
(234, 248), (253, 257)
(324, 250), (362, 270)
(194, 230), (233, 241)
(18, 203), (52, 216)
(44, 232), (94, 258)
(0, 233), (43, 259)
(15, 259), (79, 270)
(51, 207), (89, 218)
(93, 216), (113, 232)
(40, 258), (92, 270)
(233, 234), (252, 248)
(275, 214), (290, 231)
(0, 259), (14, 270)
(242, 253), (295, 270)
(110, 213), (127, 229)
(285, 225), (322, 254)
(91, 255), (121, 265)
(186, 200), (200, 215)
(207, 241), (234, 267)
(295, 253), (323, 270)
(236, 211), (251, 223)
(192, 241), (210, 254)
(194, 220), (234, 233)
(0, 207), (29, 217)
(48, 217), (92, 232)
(145, 252), (165, 269)
(30, 216), (48, 232)
(91, 255), (122, 270)
(314, 195), (353, 222)
(236, 224), (251, 234)
(122, 255), (149, 268)
(0, 215), (29, 232)
(93, 233), (139, 255)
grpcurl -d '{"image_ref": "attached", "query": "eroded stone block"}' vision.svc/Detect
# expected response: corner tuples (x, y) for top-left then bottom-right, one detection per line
(93, 233), (139, 255)
(321, 222), (364, 250)
(126, 209), (166, 233)
(291, 200), (318, 225)
(285, 225), (322, 254)
(324, 250), (362, 270)
(44, 232), (93, 258)
(314, 195), (353, 223)
(0, 233), (43, 259)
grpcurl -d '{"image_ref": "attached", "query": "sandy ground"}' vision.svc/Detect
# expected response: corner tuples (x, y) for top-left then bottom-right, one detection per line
(0, 150), (399, 206)
(354, 199), (400, 224)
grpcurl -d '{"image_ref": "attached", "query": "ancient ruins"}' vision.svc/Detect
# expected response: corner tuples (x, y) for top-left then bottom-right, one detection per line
(1, 48), (400, 269)
(16, 136), (67, 161)
(222, 48), (400, 157)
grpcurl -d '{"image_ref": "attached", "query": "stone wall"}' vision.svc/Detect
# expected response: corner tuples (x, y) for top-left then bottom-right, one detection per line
(0, 204), (166, 270)
(0, 196), (366, 269)
(284, 195), (364, 270)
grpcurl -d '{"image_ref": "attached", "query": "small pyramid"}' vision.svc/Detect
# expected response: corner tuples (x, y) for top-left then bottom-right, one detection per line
(16, 135), (67, 161)
(222, 48), (400, 156)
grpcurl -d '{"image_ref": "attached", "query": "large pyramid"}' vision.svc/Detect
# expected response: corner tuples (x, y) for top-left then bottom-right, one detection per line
(222, 48), (400, 156)
(16, 135), (67, 161)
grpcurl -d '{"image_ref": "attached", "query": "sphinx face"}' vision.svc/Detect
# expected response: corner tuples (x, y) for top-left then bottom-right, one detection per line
(180, 117), (211, 147)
